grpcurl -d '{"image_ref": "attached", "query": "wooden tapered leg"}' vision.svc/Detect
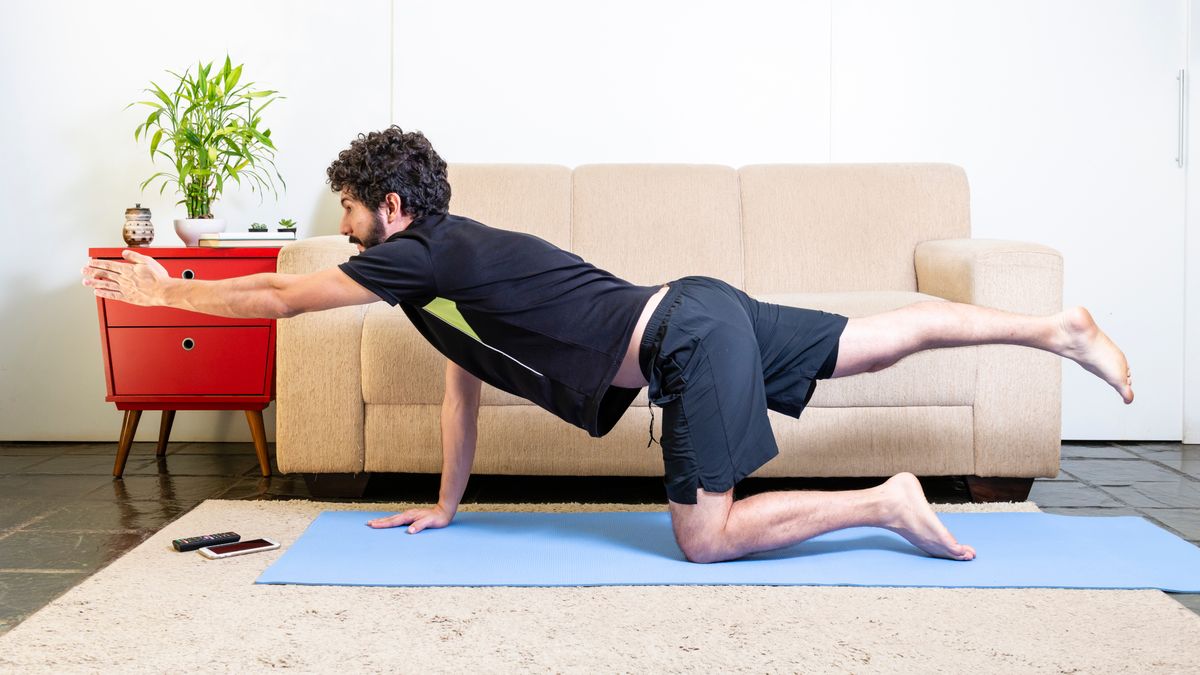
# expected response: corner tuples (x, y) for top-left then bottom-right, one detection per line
(244, 410), (272, 477)
(156, 410), (176, 457)
(113, 410), (142, 478)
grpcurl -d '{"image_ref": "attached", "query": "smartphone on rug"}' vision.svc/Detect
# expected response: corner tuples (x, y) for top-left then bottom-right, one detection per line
(198, 538), (280, 559)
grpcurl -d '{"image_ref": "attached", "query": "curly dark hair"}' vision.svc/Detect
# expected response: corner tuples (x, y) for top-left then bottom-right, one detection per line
(326, 126), (451, 219)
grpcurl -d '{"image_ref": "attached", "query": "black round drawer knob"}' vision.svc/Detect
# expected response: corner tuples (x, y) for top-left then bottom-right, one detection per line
(181, 338), (195, 351)
(182, 269), (195, 280)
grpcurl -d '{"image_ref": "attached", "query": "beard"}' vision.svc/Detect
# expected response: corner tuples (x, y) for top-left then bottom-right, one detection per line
(349, 213), (389, 249)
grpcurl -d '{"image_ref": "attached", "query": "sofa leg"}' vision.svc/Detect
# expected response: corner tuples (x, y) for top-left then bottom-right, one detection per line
(964, 476), (1034, 503)
(303, 473), (371, 499)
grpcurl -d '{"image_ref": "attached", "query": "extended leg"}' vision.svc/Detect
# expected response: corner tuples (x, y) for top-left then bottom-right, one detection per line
(830, 301), (1133, 403)
(669, 473), (974, 564)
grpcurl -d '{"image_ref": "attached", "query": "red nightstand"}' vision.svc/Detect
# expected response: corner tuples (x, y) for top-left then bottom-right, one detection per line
(89, 247), (279, 477)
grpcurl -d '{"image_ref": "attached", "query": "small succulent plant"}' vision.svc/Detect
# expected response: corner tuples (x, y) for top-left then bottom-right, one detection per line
(278, 218), (296, 229)
(249, 222), (268, 232)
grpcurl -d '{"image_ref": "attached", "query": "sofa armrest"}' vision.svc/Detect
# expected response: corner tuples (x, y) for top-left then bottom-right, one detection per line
(914, 238), (1063, 479)
(915, 238), (1062, 315)
(275, 236), (373, 473)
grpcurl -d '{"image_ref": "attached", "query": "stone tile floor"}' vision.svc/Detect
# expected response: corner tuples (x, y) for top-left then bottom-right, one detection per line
(0, 440), (1197, 635)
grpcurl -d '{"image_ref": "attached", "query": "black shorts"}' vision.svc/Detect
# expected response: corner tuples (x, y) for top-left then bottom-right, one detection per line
(638, 276), (849, 505)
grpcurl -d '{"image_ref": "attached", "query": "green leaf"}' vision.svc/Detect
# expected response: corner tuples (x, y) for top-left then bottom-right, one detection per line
(225, 64), (242, 92)
(182, 128), (203, 148)
(250, 128), (276, 150)
(150, 83), (173, 108)
(243, 90), (277, 98)
(150, 129), (163, 156)
(139, 171), (171, 190)
(180, 101), (201, 121)
(253, 98), (278, 116)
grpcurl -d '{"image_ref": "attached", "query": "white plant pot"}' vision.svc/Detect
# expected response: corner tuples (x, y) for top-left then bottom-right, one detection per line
(174, 218), (227, 247)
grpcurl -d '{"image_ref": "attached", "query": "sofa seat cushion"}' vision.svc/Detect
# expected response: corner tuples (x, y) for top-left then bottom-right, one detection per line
(362, 403), (975, 476)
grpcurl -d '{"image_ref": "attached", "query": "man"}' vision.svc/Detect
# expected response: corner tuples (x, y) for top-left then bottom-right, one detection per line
(84, 126), (1134, 564)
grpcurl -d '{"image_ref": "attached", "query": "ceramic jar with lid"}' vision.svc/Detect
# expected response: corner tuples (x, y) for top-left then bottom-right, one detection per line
(123, 203), (154, 247)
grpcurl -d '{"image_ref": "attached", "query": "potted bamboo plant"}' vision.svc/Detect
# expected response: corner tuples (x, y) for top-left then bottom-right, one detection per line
(129, 56), (285, 245)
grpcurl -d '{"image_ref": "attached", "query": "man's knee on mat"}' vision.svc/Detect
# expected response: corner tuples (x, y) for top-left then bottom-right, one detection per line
(669, 487), (736, 563)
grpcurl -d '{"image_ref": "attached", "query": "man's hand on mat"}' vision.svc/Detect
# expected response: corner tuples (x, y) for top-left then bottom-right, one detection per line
(367, 505), (454, 534)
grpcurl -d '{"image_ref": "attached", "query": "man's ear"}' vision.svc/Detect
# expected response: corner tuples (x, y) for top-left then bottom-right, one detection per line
(382, 192), (415, 232)
(384, 193), (405, 224)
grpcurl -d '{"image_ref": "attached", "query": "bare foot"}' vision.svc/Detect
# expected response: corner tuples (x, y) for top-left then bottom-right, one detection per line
(878, 473), (976, 561)
(1057, 306), (1134, 404)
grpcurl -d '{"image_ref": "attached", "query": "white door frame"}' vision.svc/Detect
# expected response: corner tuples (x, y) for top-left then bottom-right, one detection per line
(1187, 0), (1199, 443)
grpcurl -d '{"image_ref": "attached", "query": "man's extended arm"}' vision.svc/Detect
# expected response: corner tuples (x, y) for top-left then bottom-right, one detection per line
(368, 360), (481, 532)
(83, 249), (379, 318)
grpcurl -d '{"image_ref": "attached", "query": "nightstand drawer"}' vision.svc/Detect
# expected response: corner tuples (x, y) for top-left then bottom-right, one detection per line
(108, 327), (270, 395)
(104, 258), (276, 327)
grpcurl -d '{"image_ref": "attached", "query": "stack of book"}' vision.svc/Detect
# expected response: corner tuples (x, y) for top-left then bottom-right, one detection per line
(198, 231), (297, 248)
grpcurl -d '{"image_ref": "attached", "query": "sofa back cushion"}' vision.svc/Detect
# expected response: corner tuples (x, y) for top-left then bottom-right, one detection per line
(447, 164), (572, 249)
(571, 164), (743, 287)
(739, 163), (970, 294)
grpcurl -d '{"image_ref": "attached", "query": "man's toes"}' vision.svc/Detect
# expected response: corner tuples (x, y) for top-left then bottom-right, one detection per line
(951, 543), (975, 560)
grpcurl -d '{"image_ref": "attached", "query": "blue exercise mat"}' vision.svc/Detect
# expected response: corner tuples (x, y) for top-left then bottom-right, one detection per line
(255, 511), (1200, 591)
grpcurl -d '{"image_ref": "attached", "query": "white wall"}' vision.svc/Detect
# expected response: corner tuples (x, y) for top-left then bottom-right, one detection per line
(0, 0), (1193, 442)
(0, 0), (390, 441)
(392, 1), (831, 165)
(826, 0), (1188, 440)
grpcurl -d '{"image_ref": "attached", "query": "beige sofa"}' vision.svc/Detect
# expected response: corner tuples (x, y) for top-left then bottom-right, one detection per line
(275, 163), (1063, 501)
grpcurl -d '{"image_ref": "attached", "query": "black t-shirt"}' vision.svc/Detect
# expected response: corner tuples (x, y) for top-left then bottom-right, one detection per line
(339, 213), (660, 437)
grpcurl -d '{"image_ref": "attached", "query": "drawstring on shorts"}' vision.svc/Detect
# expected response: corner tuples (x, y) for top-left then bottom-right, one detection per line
(646, 399), (658, 447)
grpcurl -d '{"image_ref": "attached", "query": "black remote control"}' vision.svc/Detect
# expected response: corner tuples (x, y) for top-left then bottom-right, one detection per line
(172, 532), (240, 552)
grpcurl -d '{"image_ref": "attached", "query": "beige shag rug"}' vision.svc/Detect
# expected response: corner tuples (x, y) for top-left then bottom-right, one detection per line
(1, 499), (1198, 673)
